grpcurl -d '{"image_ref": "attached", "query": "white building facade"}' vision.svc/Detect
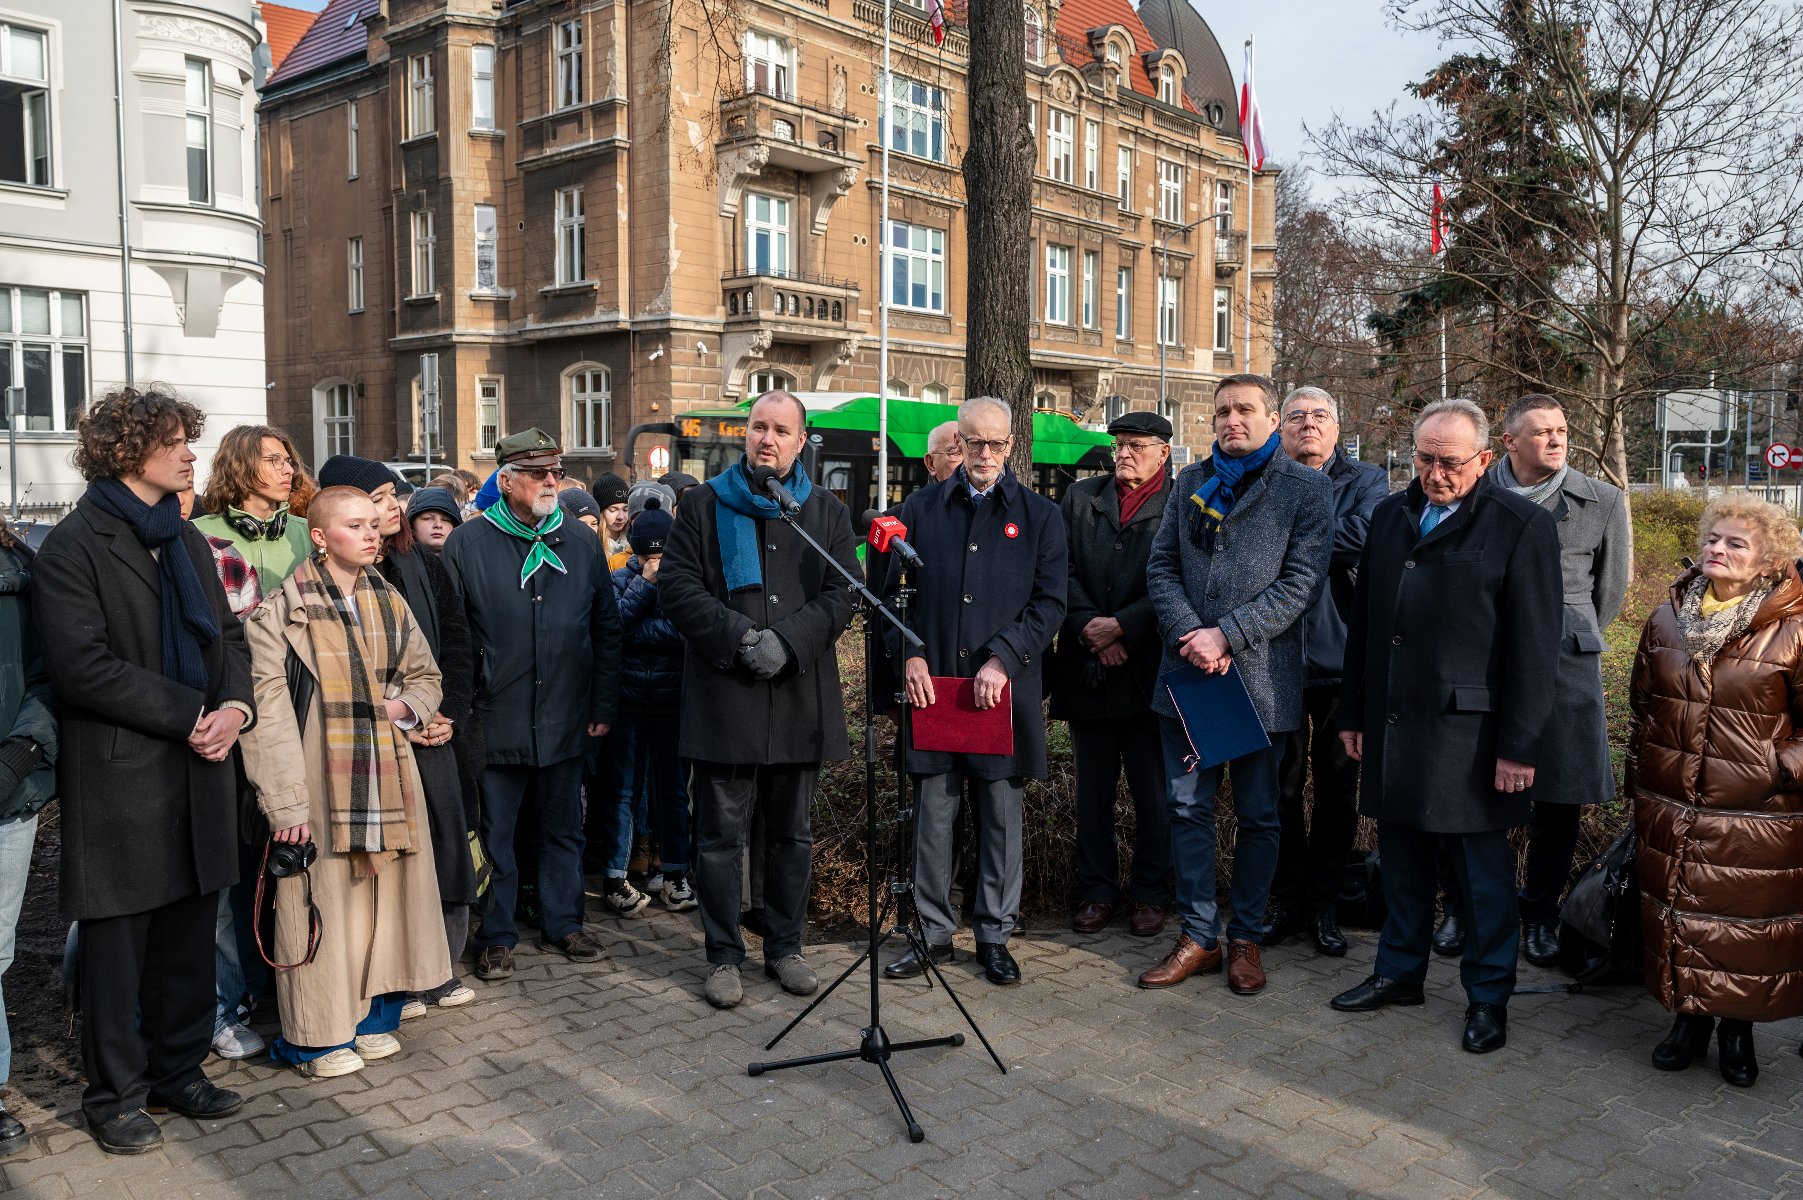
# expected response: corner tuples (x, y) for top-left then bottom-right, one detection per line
(0, 0), (266, 511)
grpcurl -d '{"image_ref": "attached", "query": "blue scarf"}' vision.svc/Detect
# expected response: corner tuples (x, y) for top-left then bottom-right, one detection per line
(1191, 430), (1281, 549)
(87, 478), (219, 691)
(708, 458), (813, 593)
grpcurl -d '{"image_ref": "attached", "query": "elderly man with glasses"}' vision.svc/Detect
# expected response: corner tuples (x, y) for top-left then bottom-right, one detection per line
(922, 420), (964, 483)
(1330, 398), (1560, 1055)
(441, 428), (622, 981)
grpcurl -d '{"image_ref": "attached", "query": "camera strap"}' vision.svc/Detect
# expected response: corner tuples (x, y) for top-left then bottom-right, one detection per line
(254, 841), (324, 971)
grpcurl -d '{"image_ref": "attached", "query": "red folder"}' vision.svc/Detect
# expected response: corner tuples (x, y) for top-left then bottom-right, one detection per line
(910, 676), (1014, 756)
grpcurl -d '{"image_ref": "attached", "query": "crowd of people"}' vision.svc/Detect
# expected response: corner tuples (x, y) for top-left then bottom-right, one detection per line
(0, 373), (1795, 1159)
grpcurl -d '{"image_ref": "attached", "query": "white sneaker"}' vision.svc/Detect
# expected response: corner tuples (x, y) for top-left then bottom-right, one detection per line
(399, 998), (428, 1022)
(433, 983), (476, 1008)
(295, 1047), (365, 1079)
(659, 871), (699, 913)
(211, 1021), (266, 1060)
(354, 1032), (401, 1061)
(604, 877), (651, 917)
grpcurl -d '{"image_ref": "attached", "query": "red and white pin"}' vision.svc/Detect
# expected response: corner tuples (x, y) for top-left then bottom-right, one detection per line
(1004, 522), (1020, 539)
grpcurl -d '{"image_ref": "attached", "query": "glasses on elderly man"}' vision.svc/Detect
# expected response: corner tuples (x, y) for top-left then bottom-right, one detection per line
(958, 435), (1010, 456)
(1111, 439), (1163, 455)
(1283, 408), (1336, 427)
(513, 466), (567, 481)
(1412, 448), (1485, 474)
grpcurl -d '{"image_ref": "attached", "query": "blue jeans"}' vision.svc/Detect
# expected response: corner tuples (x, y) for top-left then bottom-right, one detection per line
(610, 719), (691, 875)
(0, 814), (38, 1087)
(270, 993), (405, 1064)
(214, 891), (245, 1035)
(1160, 718), (1283, 947)
(479, 758), (587, 947)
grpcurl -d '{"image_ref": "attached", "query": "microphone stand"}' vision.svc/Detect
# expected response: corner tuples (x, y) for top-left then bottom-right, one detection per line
(746, 504), (1001, 1144)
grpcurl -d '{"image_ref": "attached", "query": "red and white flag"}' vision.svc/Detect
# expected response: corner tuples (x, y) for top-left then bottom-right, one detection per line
(1239, 40), (1267, 170)
(1431, 175), (1448, 255)
(926, 0), (946, 45)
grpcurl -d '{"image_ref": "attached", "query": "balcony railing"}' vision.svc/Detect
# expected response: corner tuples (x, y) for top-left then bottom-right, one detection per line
(718, 83), (858, 170)
(723, 270), (860, 339)
(1214, 229), (1247, 275)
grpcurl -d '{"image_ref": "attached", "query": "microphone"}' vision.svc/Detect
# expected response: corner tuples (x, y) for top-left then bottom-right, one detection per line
(750, 465), (801, 515)
(868, 513), (924, 569)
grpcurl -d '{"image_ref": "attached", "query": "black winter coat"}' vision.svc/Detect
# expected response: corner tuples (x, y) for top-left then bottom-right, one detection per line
(613, 557), (683, 714)
(0, 545), (57, 825)
(1048, 472), (1168, 722)
(882, 469), (1067, 781)
(1341, 476), (1562, 833)
(442, 513), (621, 768)
(661, 474), (858, 764)
(1302, 450), (1390, 687)
(34, 496), (255, 920)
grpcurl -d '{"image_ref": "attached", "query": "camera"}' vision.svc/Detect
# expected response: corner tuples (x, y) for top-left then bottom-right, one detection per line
(266, 839), (318, 878)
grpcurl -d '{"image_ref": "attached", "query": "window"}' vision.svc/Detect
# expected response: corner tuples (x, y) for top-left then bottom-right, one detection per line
(1027, 102), (1037, 167)
(184, 58), (210, 204)
(346, 237), (364, 312)
(476, 376), (502, 451)
(0, 286), (86, 432)
(886, 378), (910, 398)
(920, 383), (949, 405)
(749, 369), (794, 395)
(1157, 395), (1174, 423)
(744, 31), (789, 97)
(1023, 5), (1043, 63)
(886, 221), (945, 313)
(1214, 286), (1231, 351)
(1046, 109), (1073, 184)
(415, 353), (440, 454)
(1104, 394), (1126, 422)
(1083, 119), (1099, 190)
(1081, 250), (1099, 329)
(1216, 180), (1234, 216)
(555, 21), (582, 110)
(1044, 244), (1070, 325)
(407, 53), (434, 136)
(1158, 64), (1176, 105)
(745, 193), (789, 275)
(569, 366), (611, 450)
(1158, 275), (1180, 347)
(1105, 40), (1123, 69)
(1115, 265), (1131, 339)
(0, 23), (50, 187)
(554, 187), (585, 284)
(410, 210), (435, 296)
(346, 101), (358, 177)
(471, 45), (495, 130)
(319, 381), (354, 458)
(1117, 146), (1132, 209)
(886, 77), (946, 163)
(473, 204), (497, 292)
(1159, 160), (1184, 223)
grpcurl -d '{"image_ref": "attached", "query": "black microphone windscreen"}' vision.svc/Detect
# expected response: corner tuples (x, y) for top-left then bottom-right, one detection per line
(861, 509), (880, 531)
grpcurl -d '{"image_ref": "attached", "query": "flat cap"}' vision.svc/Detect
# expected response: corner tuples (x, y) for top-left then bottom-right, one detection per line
(495, 427), (562, 467)
(1107, 410), (1173, 442)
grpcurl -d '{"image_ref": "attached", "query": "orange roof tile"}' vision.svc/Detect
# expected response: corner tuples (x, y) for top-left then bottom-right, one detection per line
(261, 2), (318, 75)
(1052, 0), (1193, 111)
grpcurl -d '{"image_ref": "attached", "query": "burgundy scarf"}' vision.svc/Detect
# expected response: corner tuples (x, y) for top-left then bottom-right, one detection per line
(1116, 473), (1166, 524)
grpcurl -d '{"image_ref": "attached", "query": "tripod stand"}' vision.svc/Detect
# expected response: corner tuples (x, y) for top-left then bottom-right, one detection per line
(746, 514), (1002, 1143)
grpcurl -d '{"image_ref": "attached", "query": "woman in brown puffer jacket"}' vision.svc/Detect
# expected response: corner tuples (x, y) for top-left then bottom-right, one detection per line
(1629, 494), (1803, 1088)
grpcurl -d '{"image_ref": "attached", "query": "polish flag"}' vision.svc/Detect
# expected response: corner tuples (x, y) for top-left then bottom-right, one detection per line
(1431, 175), (1448, 255)
(926, 0), (945, 45)
(1239, 40), (1267, 170)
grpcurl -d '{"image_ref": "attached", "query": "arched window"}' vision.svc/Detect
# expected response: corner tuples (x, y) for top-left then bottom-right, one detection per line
(313, 378), (355, 464)
(566, 365), (611, 450)
(1023, 5), (1043, 64)
(749, 369), (795, 396)
(1158, 65), (1177, 105)
(886, 378), (910, 398)
(920, 383), (949, 406)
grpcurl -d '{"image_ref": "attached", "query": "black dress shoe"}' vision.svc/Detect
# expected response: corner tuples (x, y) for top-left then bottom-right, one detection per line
(1265, 902), (1300, 945)
(1311, 908), (1348, 957)
(1330, 974), (1424, 1012)
(1718, 1018), (1759, 1087)
(145, 1078), (244, 1120)
(974, 942), (1021, 985)
(883, 942), (954, 980)
(1462, 1002), (1508, 1053)
(1432, 913), (1465, 957)
(1652, 1014), (1714, 1071)
(91, 1110), (162, 1155)
(1521, 921), (1561, 968)
(0, 1107), (26, 1157)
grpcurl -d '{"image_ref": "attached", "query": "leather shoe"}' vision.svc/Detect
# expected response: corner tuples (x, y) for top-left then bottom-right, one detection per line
(145, 1078), (244, 1120)
(474, 945), (515, 980)
(0, 1107), (26, 1157)
(1652, 1014), (1714, 1071)
(1432, 913), (1466, 957)
(1071, 900), (1114, 934)
(1330, 973), (1425, 1012)
(1129, 903), (1165, 938)
(883, 942), (953, 980)
(1521, 921), (1561, 968)
(1137, 934), (1221, 989)
(1462, 1002), (1508, 1053)
(974, 942), (1020, 985)
(1264, 902), (1301, 945)
(1226, 940), (1266, 995)
(91, 1109), (161, 1155)
(1311, 908), (1348, 957)
(1718, 1019), (1759, 1087)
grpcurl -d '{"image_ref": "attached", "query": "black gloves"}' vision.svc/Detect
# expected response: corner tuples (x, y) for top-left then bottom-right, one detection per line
(738, 628), (792, 681)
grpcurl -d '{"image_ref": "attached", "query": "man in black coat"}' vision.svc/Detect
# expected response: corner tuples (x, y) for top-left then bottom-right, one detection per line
(1331, 398), (1561, 1055)
(660, 392), (858, 1009)
(880, 397), (1067, 987)
(35, 386), (254, 1154)
(1050, 410), (1173, 939)
(1270, 387), (1389, 956)
(442, 428), (622, 981)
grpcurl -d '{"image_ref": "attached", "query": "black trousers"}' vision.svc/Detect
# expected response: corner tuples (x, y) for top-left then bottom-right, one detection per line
(79, 890), (217, 1126)
(1377, 824), (1517, 1005)
(693, 761), (816, 965)
(1071, 717), (1170, 906)
(1438, 802), (1582, 926)
(1274, 686), (1361, 912)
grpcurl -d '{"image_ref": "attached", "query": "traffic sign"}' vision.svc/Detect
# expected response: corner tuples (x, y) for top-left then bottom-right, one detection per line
(649, 445), (671, 473)
(1767, 443), (1793, 469)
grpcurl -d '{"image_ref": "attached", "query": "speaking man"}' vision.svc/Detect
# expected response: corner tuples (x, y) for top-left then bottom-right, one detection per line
(660, 391), (858, 1009)
(1331, 398), (1560, 1054)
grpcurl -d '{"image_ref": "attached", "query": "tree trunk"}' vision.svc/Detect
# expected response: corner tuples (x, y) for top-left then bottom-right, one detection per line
(961, 1), (1036, 478)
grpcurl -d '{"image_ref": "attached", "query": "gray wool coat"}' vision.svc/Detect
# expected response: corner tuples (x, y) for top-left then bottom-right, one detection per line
(1486, 462), (1631, 806)
(1146, 453), (1333, 734)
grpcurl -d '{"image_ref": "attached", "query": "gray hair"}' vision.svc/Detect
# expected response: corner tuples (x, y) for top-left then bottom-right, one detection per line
(958, 396), (1012, 426)
(927, 420), (960, 453)
(1281, 386), (1339, 422)
(1414, 397), (1490, 451)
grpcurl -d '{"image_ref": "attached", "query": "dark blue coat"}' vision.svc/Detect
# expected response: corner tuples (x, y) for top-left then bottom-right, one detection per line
(1301, 450), (1391, 688)
(613, 557), (684, 715)
(881, 468), (1067, 781)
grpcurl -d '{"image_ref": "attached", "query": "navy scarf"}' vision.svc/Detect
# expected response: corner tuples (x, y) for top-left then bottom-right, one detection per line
(88, 479), (218, 690)
(1190, 430), (1281, 550)
(707, 458), (813, 593)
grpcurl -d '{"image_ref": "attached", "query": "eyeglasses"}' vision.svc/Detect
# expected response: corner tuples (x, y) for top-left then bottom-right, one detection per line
(1283, 408), (1337, 427)
(1111, 439), (1164, 454)
(958, 435), (1010, 456)
(514, 466), (567, 481)
(1412, 448), (1486, 474)
(260, 454), (296, 471)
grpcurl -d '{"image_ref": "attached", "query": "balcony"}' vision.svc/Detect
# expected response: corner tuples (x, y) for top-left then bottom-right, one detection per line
(721, 270), (860, 344)
(718, 83), (861, 176)
(1214, 229), (1247, 276)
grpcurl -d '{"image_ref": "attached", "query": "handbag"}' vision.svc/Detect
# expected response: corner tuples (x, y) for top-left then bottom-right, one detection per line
(1556, 824), (1642, 987)
(237, 647), (314, 845)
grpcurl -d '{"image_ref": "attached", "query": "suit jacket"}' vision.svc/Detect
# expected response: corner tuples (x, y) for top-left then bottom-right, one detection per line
(1301, 450), (1390, 688)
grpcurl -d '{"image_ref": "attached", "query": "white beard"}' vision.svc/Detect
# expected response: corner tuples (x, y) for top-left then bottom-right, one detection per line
(531, 494), (559, 519)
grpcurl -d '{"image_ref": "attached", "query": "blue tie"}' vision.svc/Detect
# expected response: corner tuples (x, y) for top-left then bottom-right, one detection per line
(1419, 504), (1448, 535)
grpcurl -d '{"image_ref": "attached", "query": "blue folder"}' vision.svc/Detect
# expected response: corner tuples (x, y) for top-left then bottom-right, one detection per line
(1159, 661), (1271, 772)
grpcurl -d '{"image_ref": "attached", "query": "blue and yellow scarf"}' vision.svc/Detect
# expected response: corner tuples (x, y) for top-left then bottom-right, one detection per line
(1190, 430), (1281, 548)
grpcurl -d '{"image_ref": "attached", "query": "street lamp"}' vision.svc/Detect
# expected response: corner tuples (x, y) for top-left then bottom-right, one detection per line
(1157, 211), (1234, 414)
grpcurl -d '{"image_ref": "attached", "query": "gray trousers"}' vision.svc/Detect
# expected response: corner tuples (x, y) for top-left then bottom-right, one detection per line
(914, 771), (1022, 947)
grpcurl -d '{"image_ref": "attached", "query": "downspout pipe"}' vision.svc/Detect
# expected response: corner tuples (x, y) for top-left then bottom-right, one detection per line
(112, 0), (136, 382)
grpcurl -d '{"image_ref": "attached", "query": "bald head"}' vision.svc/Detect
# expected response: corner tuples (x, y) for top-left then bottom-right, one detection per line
(924, 420), (963, 482)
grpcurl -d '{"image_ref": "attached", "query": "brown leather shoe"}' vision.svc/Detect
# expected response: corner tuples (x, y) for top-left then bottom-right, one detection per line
(1071, 901), (1115, 934)
(474, 945), (515, 981)
(1226, 939), (1266, 995)
(1129, 903), (1165, 937)
(1137, 934), (1222, 989)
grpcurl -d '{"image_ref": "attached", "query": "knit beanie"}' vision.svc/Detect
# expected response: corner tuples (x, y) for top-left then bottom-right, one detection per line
(628, 480), (677, 522)
(407, 486), (464, 527)
(558, 488), (601, 523)
(317, 455), (402, 496)
(591, 473), (630, 508)
(630, 504), (674, 557)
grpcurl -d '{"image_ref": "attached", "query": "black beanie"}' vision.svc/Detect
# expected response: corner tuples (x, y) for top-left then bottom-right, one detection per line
(318, 455), (402, 496)
(407, 486), (463, 527)
(630, 504), (673, 556)
(591, 473), (630, 508)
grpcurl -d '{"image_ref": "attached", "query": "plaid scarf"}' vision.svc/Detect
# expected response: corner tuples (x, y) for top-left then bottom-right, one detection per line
(483, 501), (567, 588)
(295, 556), (419, 873)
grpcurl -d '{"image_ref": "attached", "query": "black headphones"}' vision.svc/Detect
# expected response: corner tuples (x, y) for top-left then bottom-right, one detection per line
(226, 505), (289, 542)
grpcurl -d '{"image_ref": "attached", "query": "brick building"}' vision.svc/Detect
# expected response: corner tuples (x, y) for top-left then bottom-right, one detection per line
(257, 0), (1272, 480)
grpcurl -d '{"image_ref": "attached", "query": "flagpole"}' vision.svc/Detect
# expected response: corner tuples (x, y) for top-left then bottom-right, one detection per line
(876, 0), (893, 508)
(1440, 313), (1448, 401)
(1243, 37), (1254, 373)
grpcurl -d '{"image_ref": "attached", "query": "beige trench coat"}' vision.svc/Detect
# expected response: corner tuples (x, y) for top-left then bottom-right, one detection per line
(240, 572), (452, 1048)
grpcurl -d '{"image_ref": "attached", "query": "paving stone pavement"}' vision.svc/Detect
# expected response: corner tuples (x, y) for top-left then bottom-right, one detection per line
(3, 908), (1801, 1199)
